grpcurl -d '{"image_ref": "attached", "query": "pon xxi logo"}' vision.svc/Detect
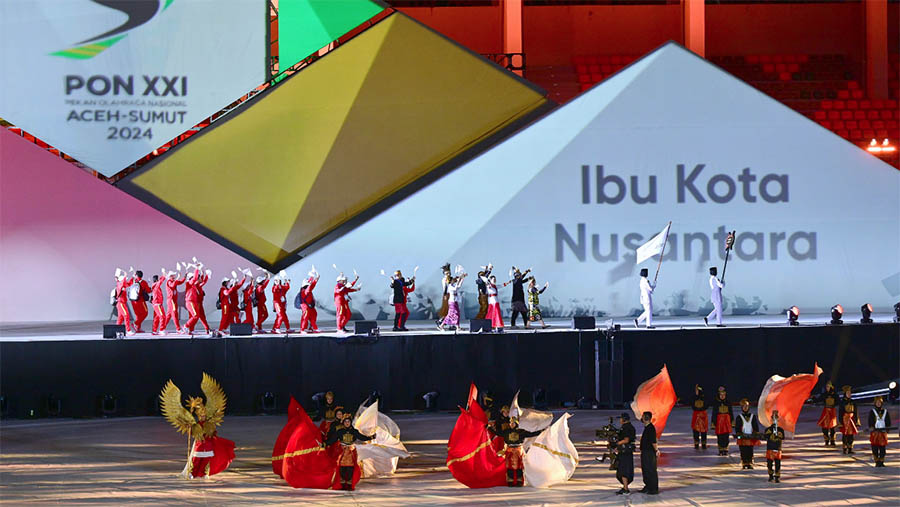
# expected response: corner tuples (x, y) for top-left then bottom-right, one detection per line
(52, 0), (174, 59)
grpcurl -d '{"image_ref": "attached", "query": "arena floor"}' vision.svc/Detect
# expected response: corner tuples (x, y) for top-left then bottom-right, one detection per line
(1, 406), (897, 506)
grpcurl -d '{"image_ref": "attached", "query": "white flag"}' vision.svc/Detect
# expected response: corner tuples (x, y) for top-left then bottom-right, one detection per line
(353, 401), (409, 478)
(524, 413), (579, 488)
(635, 222), (672, 265)
(510, 391), (554, 434)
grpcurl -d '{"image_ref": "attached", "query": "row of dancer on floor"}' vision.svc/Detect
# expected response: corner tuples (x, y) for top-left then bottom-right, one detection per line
(690, 383), (892, 470)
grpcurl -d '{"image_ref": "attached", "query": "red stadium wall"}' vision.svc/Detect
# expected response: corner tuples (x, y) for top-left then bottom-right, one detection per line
(706, 2), (865, 61)
(523, 4), (682, 66)
(397, 6), (503, 55)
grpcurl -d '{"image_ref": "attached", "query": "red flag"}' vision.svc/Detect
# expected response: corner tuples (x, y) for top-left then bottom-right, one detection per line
(272, 396), (304, 477)
(281, 401), (342, 489)
(466, 382), (478, 410)
(446, 403), (506, 488)
(757, 363), (823, 436)
(630, 364), (677, 436)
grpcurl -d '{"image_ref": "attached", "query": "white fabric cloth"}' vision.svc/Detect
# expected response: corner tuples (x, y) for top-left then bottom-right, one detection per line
(523, 413), (578, 488)
(874, 409), (886, 429)
(353, 401), (409, 478)
(510, 391), (554, 451)
(739, 413), (753, 434)
(635, 222), (671, 264)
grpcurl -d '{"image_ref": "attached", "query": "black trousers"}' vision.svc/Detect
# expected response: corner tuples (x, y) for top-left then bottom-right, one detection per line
(767, 459), (781, 477)
(640, 451), (659, 492)
(872, 445), (886, 463)
(693, 430), (707, 446)
(821, 428), (835, 443)
(339, 465), (354, 488)
(739, 444), (754, 464)
(842, 434), (855, 451)
(616, 452), (635, 484)
(717, 433), (730, 452)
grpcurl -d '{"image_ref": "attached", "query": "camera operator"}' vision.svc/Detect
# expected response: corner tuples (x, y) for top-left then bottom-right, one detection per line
(614, 412), (636, 495)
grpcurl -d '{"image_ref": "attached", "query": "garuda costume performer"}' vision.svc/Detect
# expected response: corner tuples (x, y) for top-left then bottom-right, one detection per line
(475, 264), (492, 319)
(838, 385), (860, 454)
(503, 267), (533, 328)
(817, 381), (839, 447)
(734, 398), (760, 469)
(318, 391), (343, 436)
(764, 410), (785, 483)
(437, 263), (452, 324)
(868, 396), (891, 467)
(334, 273), (360, 333)
(691, 384), (709, 450)
(489, 417), (542, 487)
(159, 372), (235, 479)
(323, 416), (375, 491)
(391, 270), (415, 331)
(527, 278), (550, 329)
(711, 386), (734, 456)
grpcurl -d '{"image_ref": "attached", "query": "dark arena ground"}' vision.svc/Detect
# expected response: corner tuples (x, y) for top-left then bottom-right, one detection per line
(1, 407), (898, 506)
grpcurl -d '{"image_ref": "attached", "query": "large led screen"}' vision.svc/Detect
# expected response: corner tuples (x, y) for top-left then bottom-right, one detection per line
(120, 13), (550, 271)
(0, 0), (267, 176)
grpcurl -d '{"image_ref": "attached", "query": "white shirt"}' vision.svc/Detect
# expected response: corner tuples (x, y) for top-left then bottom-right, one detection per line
(487, 283), (498, 304)
(874, 409), (887, 429)
(639, 276), (655, 305)
(448, 282), (460, 303)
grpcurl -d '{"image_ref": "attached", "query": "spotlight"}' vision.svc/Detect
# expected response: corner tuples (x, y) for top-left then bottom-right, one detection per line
(860, 303), (874, 324)
(787, 306), (800, 326)
(423, 391), (440, 412)
(829, 304), (844, 325)
(258, 392), (276, 414)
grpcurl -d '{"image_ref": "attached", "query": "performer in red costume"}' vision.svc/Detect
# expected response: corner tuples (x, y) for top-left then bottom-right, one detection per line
(241, 272), (256, 328)
(217, 273), (245, 333)
(131, 270), (152, 333)
(113, 268), (135, 335)
(334, 272), (360, 333)
(196, 268), (212, 333)
(271, 273), (293, 333)
(184, 268), (211, 335)
(254, 271), (270, 333)
(162, 265), (187, 334)
(391, 269), (416, 331)
(483, 274), (504, 330)
(228, 270), (244, 325)
(150, 271), (166, 335)
(322, 416), (374, 491)
(300, 266), (320, 333)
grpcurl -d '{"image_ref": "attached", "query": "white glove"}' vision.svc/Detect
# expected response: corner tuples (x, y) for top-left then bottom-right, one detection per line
(205, 269), (212, 277)
(176, 262), (182, 271)
(192, 256), (198, 263)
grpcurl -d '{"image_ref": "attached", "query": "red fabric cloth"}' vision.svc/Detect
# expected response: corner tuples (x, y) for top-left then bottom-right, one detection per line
(691, 411), (709, 433)
(817, 407), (837, 429)
(191, 434), (234, 477)
(446, 402), (507, 489)
(630, 364), (677, 436)
(715, 413), (732, 435)
(300, 304), (317, 331)
(272, 397), (304, 477)
(485, 303), (504, 328)
(765, 450), (782, 460)
(870, 431), (888, 446)
(758, 363), (822, 435)
(737, 438), (761, 446)
(282, 402), (341, 489)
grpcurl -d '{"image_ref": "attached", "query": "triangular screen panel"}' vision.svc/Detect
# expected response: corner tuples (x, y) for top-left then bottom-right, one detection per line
(119, 13), (549, 271)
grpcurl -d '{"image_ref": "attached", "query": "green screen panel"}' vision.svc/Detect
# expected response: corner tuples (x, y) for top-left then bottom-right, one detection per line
(123, 13), (548, 270)
(279, 0), (383, 71)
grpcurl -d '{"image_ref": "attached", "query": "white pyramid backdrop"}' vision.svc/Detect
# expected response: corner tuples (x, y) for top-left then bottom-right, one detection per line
(288, 42), (900, 320)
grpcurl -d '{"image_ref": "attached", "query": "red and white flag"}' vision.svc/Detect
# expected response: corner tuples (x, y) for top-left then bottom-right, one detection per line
(757, 363), (823, 437)
(630, 364), (677, 436)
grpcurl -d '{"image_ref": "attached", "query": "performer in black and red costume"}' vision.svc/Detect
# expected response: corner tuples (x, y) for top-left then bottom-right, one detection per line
(764, 410), (785, 483)
(838, 385), (860, 454)
(734, 398), (760, 469)
(318, 391), (342, 437)
(391, 270), (415, 331)
(711, 386), (733, 456)
(489, 416), (541, 487)
(816, 381), (839, 447)
(691, 384), (709, 450)
(868, 395), (891, 467)
(323, 415), (374, 491)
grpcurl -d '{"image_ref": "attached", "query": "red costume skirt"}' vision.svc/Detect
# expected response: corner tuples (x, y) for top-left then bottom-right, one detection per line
(191, 436), (235, 477)
(338, 445), (358, 467)
(319, 419), (333, 436)
(691, 411), (709, 432)
(765, 450), (782, 460)
(841, 414), (858, 435)
(485, 303), (504, 328)
(505, 446), (524, 470)
(715, 414), (732, 435)
(870, 431), (888, 447)
(491, 435), (505, 454)
(737, 437), (761, 446)
(817, 407), (837, 429)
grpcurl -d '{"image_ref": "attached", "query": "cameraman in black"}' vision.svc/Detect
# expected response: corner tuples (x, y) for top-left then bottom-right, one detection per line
(614, 412), (636, 495)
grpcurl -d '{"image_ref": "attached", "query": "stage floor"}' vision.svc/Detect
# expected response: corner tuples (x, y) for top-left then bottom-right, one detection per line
(1, 407), (897, 506)
(1, 313), (896, 342)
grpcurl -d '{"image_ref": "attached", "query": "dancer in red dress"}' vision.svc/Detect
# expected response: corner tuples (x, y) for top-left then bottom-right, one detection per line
(334, 273), (360, 333)
(816, 381), (839, 447)
(483, 274), (504, 330)
(300, 267), (320, 333)
(254, 272), (270, 333)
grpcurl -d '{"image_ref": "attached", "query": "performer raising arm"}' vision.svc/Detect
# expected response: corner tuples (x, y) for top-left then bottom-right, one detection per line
(323, 416), (375, 491)
(489, 416), (542, 487)
(484, 274), (505, 331)
(527, 278), (550, 329)
(391, 270), (415, 332)
(334, 272), (360, 333)
(162, 265), (187, 335)
(439, 271), (466, 332)
(254, 271), (270, 333)
(113, 267), (135, 335)
(475, 264), (492, 319)
(504, 267), (533, 328)
(299, 267), (319, 333)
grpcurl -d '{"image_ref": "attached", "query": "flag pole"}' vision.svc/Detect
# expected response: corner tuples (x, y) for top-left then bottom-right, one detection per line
(653, 221), (672, 285)
(721, 230), (736, 282)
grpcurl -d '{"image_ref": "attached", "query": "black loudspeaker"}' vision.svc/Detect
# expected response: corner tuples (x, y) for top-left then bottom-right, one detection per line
(572, 316), (596, 330)
(469, 319), (492, 333)
(354, 320), (378, 335)
(102, 324), (126, 338)
(230, 323), (253, 336)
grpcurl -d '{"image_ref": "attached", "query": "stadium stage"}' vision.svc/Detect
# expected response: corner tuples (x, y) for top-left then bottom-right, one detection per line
(2, 315), (897, 420)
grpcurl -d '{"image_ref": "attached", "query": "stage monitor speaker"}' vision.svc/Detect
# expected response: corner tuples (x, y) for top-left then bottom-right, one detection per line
(230, 323), (253, 336)
(102, 324), (126, 339)
(572, 316), (596, 330)
(354, 320), (378, 335)
(469, 319), (492, 333)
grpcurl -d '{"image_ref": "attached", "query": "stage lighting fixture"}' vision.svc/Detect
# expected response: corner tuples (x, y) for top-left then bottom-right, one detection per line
(100, 394), (118, 416)
(860, 303), (874, 324)
(829, 304), (844, 325)
(787, 306), (800, 326)
(423, 391), (440, 412)
(258, 392), (276, 414)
